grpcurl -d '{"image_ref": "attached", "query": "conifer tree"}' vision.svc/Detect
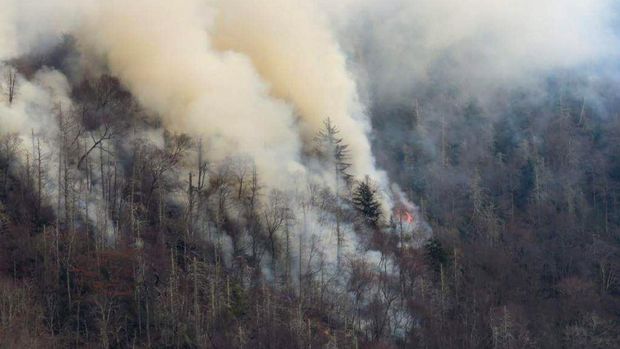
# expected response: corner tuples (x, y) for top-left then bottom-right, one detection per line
(315, 118), (352, 269)
(352, 176), (382, 227)
(314, 118), (352, 186)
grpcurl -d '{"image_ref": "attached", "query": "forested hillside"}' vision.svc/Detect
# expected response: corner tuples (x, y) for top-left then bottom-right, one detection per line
(369, 75), (620, 347)
(1, 44), (619, 349)
(0, 58), (421, 348)
(1, 0), (620, 348)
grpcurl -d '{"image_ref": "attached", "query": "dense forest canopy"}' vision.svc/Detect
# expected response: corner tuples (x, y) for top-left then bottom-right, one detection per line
(1, 0), (620, 348)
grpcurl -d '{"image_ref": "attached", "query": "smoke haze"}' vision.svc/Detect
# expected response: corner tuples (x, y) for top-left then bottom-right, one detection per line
(325, 0), (619, 104)
(1, 0), (390, 199)
(3, 2), (620, 346)
(1, 0), (619, 212)
(0, 0), (617, 196)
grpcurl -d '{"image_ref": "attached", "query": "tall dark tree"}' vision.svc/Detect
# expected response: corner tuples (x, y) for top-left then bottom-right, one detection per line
(3, 66), (18, 105)
(314, 118), (352, 186)
(352, 176), (382, 227)
(315, 118), (352, 270)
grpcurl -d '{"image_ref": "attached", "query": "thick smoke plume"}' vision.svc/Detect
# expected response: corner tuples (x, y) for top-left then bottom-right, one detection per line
(4, 0), (614, 206)
(2, 0), (617, 252)
(212, 0), (376, 179)
(1, 0), (387, 201)
(77, 0), (306, 188)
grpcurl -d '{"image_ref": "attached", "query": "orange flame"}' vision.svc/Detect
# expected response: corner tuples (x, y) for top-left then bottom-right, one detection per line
(404, 211), (414, 224)
(395, 207), (414, 224)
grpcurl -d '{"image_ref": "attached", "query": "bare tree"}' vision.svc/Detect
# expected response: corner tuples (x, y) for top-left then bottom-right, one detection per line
(263, 189), (288, 276)
(3, 66), (18, 105)
(0, 133), (21, 195)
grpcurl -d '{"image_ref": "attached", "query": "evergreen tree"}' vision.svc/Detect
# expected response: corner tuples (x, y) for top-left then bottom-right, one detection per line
(315, 118), (352, 269)
(352, 176), (382, 227)
(424, 238), (447, 273)
(314, 118), (352, 186)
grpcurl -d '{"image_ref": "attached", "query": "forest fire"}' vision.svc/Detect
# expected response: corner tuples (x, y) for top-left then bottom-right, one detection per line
(395, 207), (414, 225)
(403, 210), (414, 224)
(1, 0), (616, 347)
(392, 185), (417, 226)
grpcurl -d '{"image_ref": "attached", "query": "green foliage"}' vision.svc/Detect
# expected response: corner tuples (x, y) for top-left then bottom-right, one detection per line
(424, 238), (447, 272)
(352, 177), (382, 227)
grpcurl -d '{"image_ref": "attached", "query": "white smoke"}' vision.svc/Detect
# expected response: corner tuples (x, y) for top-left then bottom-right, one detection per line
(0, 0), (391, 205)
(0, 0), (83, 59)
(3, 0), (616, 251)
(0, 66), (69, 140)
(0, 65), (73, 230)
(211, 0), (382, 182)
(322, 0), (619, 103)
(75, 0), (306, 188)
(0, 4), (17, 61)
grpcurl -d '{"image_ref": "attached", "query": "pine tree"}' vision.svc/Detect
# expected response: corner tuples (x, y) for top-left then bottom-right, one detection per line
(315, 118), (352, 269)
(352, 176), (382, 227)
(314, 118), (352, 186)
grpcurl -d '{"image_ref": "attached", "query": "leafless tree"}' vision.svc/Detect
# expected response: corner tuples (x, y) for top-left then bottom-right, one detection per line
(263, 189), (288, 276)
(3, 66), (18, 105)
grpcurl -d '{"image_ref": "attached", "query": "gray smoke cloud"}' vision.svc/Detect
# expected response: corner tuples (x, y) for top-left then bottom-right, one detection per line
(1, 0), (390, 200)
(3, 0), (617, 223)
(3, 0), (616, 291)
(321, 0), (619, 105)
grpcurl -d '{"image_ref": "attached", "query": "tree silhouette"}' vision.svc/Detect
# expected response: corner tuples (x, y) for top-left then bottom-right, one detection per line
(352, 176), (382, 227)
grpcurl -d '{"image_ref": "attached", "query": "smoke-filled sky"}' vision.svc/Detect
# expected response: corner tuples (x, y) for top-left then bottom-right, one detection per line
(1, 0), (385, 196)
(1, 0), (619, 202)
(325, 0), (619, 102)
